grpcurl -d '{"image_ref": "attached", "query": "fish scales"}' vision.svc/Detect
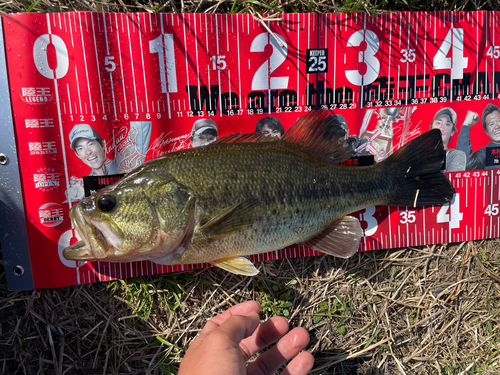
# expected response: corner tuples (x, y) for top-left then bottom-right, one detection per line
(146, 142), (383, 263)
(64, 111), (454, 276)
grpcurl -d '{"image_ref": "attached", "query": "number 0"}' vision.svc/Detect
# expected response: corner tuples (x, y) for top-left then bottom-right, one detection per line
(33, 34), (69, 79)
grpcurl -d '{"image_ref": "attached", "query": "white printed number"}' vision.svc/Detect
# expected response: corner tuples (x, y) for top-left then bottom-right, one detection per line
(308, 56), (327, 72)
(400, 48), (416, 63)
(104, 56), (116, 72)
(250, 32), (288, 90)
(400, 210), (416, 224)
(487, 46), (500, 59)
(433, 28), (468, 79)
(345, 29), (380, 86)
(485, 204), (499, 216)
(149, 33), (178, 93)
(360, 206), (378, 236)
(210, 55), (226, 70)
(33, 34), (69, 79)
(436, 194), (463, 229)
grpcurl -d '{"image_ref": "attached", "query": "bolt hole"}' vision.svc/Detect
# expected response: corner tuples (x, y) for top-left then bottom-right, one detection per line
(0, 153), (8, 165)
(13, 265), (24, 276)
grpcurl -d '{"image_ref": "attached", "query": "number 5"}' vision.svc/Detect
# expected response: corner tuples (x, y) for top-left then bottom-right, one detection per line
(104, 56), (116, 72)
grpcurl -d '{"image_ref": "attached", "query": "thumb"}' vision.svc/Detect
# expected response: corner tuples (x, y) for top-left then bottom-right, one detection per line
(213, 311), (261, 347)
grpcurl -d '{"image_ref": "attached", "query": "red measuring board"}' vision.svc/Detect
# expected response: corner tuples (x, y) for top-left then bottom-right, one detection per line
(2, 11), (500, 289)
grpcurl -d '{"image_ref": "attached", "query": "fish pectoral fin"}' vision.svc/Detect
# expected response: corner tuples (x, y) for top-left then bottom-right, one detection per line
(211, 256), (260, 276)
(200, 198), (259, 240)
(303, 216), (362, 258)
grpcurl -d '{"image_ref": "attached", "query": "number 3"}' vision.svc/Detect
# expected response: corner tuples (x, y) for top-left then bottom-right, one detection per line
(345, 29), (380, 86)
(360, 206), (378, 236)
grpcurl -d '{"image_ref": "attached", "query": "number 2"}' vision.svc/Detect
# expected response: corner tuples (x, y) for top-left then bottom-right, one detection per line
(250, 32), (288, 90)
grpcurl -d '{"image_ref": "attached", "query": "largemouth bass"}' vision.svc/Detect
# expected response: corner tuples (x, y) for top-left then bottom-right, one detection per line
(64, 111), (454, 276)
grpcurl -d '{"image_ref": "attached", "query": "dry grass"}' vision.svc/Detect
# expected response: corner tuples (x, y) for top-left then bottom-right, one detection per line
(3, 240), (500, 374)
(3, 0), (500, 374)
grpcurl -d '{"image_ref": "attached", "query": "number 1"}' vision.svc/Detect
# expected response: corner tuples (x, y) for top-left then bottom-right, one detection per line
(149, 34), (178, 93)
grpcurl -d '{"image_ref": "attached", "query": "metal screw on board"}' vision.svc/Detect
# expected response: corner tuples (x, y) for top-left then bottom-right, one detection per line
(13, 265), (24, 276)
(0, 153), (8, 165)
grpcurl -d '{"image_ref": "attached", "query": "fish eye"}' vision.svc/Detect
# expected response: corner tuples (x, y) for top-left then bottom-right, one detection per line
(97, 195), (116, 212)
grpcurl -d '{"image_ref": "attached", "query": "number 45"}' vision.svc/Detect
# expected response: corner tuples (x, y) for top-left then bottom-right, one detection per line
(487, 46), (500, 59)
(485, 204), (499, 216)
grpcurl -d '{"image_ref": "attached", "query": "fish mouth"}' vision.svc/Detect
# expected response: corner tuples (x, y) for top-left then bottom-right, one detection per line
(63, 205), (118, 261)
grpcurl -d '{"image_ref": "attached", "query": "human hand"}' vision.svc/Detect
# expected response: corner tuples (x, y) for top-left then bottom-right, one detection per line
(463, 111), (479, 126)
(178, 300), (314, 375)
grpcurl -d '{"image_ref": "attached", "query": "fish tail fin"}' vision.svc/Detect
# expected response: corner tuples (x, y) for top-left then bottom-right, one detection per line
(382, 129), (454, 207)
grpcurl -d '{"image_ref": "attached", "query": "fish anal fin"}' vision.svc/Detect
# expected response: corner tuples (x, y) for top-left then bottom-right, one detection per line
(282, 110), (354, 164)
(211, 256), (259, 276)
(304, 216), (362, 258)
(200, 198), (259, 240)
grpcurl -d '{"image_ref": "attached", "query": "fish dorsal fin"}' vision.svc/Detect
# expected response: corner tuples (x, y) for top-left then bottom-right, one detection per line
(282, 110), (355, 163)
(211, 256), (260, 276)
(211, 132), (277, 145)
(303, 216), (362, 258)
(200, 197), (259, 240)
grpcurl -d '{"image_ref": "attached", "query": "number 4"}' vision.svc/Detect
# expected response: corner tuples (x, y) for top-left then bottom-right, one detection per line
(433, 28), (468, 80)
(436, 194), (463, 229)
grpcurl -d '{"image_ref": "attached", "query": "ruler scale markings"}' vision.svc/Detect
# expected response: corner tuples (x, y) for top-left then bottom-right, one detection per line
(126, 15), (139, 113)
(182, 15), (192, 115)
(103, 14), (118, 121)
(68, 13), (74, 47)
(387, 14), (392, 102)
(226, 14), (229, 52)
(217, 15), (222, 117)
(267, 21), (272, 114)
(297, 13), (301, 107)
(47, 13), (77, 283)
(476, 12), (479, 95)
(475, 179), (477, 239)
(361, 13), (366, 108)
(306, 14), (309, 110)
(406, 14), (410, 104)
(66, 84), (72, 115)
(414, 13), (418, 100)
(78, 13), (94, 115)
(494, 13), (496, 97)
(159, 15), (171, 119)
(138, 14), (149, 113)
(237, 15), (241, 105)
(491, 171), (494, 239)
(74, 65), (83, 114)
(324, 15), (327, 101)
(485, 12), (488, 103)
